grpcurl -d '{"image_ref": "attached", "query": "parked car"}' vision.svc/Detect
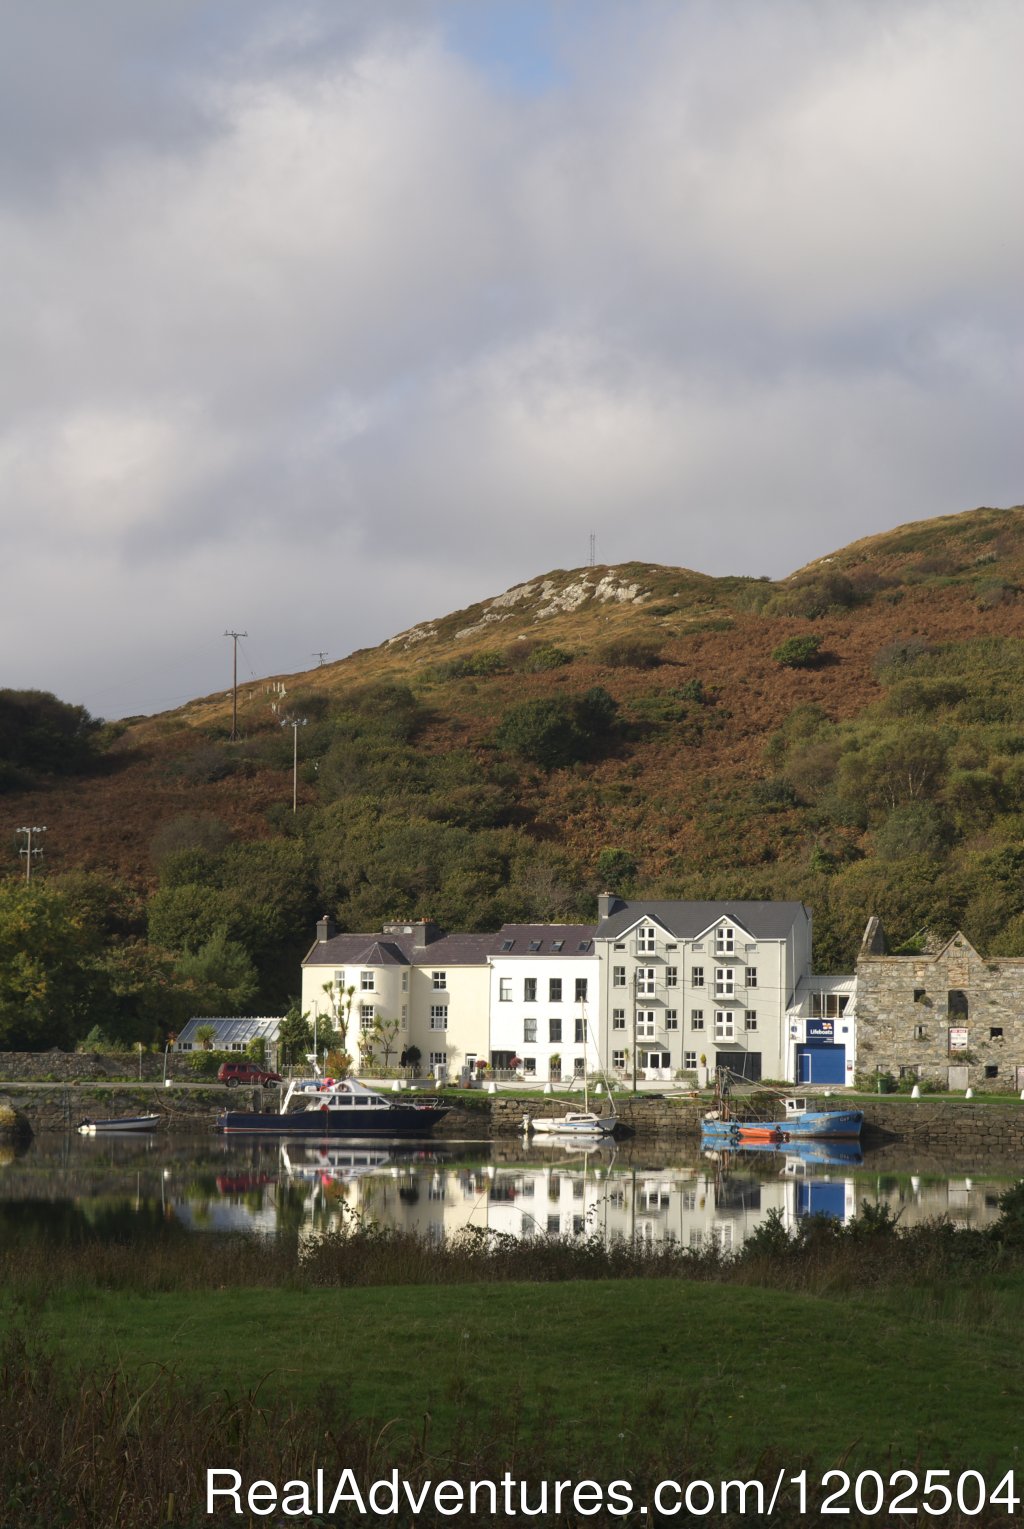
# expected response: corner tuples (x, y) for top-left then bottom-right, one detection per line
(217, 1061), (282, 1088)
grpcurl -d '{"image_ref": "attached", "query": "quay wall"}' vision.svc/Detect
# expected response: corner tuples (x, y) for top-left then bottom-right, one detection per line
(0, 1051), (196, 1084)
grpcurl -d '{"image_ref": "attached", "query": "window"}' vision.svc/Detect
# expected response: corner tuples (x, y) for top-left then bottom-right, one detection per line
(666, 1009), (679, 1030)
(524, 977), (537, 1002)
(715, 926), (735, 955)
(645, 1050), (671, 1070)
(577, 939), (591, 952)
(691, 1009), (705, 1030)
(360, 1004), (374, 1031)
(612, 1049), (626, 1069)
(549, 978), (562, 1002)
(432, 971), (447, 990)
(360, 970), (375, 991)
(715, 968), (735, 999)
(401, 971), (409, 992)
(637, 925), (656, 953)
(636, 967), (656, 996)
(745, 967), (757, 988)
(549, 1017), (562, 1043)
(613, 966), (626, 988)
(691, 966), (705, 988)
(401, 1005), (407, 1027)
(744, 1010), (757, 1031)
(575, 977), (588, 1003)
(612, 1009), (626, 1031)
(573, 1058), (585, 1077)
(523, 1057), (536, 1075)
(811, 992), (850, 1017)
(991, 1027), (1004, 1040)
(614, 941), (626, 951)
(501, 938), (515, 952)
(666, 966), (678, 988)
(715, 1011), (734, 1040)
(985, 1064), (999, 1079)
(552, 939), (564, 952)
(499, 979), (512, 1001)
(429, 1005), (448, 1030)
(684, 1051), (697, 1069)
(575, 1016), (586, 1043)
(914, 1024), (926, 1040)
(429, 1050), (448, 1068)
(523, 1018), (537, 1043)
(529, 940), (542, 952)
(635, 1010), (656, 1039)
(948, 990), (969, 1019)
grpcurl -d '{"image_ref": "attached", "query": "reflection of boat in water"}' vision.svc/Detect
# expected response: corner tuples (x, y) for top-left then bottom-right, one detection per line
(215, 1171), (275, 1195)
(280, 1143), (393, 1183)
(703, 1137), (863, 1169)
(77, 1114), (161, 1135)
(216, 1077), (450, 1137)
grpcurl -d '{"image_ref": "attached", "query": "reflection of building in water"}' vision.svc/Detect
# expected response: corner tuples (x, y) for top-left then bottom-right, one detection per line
(193, 1148), (1012, 1250)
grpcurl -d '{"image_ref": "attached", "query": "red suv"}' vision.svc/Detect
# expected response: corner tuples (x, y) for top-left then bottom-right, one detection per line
(217, 1061), (282, 1088)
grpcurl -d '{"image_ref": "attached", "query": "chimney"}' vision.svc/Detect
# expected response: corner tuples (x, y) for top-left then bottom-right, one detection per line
(413, 918), (438, 949)
(597, 893), (621, 922)
(316, 914), (337, 944)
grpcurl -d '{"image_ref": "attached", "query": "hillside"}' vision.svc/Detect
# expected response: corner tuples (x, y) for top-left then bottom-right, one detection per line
(4, 501), (1024, 1026)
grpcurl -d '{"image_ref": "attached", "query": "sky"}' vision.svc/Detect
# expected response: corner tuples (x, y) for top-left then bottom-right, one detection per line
(2, 0), (1022, 720)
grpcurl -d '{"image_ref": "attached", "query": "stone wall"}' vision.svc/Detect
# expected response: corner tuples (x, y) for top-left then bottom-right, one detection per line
(0, 1051), (195, 1083)
(856, 927), (1024, 1093)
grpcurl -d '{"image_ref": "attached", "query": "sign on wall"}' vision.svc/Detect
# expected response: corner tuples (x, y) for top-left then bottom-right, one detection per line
(806, 1019), (835, 1041)
(949, 1027), (969, 1051)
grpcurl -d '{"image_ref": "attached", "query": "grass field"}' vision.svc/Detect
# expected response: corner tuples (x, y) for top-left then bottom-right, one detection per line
(6, 1276), (1023, 1471)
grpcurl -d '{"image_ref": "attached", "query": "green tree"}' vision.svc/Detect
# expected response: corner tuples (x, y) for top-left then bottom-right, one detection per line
(0, 881), (107, 1048)
(175, 930), (259, 1016)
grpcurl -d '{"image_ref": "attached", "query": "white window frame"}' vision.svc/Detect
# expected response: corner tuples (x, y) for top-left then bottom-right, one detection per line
(432, 971), (447, 990)
(613, 966), (626, 988)
(636, 967), (656, 996)
(499, 978), (512, 1002)
(612, 1009), (626, 1031)
(429, 1050), (448, 1068)
(549, 978), (562, 1003)
(691, 966), (705, 988)
(360, 970), (375, 991)
(549, 1017), (562, 1043)
(429, 1005), (448, 1031)
(524, 977), (537, 1002)
(745, 967), (758, 988)
(523, 1017), (537, 1043)
(637, 924), (656, 954)
(691, 1009), (705, 1029)
(715, 926), (735, 955)
(360, 1003), (375, 1031)
(715, 967), (735, 999)
(635, 1010), (656, 1039)
(684, 1050), (697, 1070)
(714, 1011), (734, 1040)
(666, 1009), (679, 1030)
(612, 1049), (626, 1070)
(744, 1010), (758, 1031)
(666, 966), (678, 988)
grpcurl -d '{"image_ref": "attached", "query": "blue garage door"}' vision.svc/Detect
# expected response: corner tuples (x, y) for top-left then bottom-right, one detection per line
(796, 1044), (846, 1085)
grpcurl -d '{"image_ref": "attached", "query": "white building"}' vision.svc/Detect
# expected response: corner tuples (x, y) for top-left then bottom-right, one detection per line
(301, 917), (491, 1078)
(594, 897), (814, 1084)
(787, 974), (857, 1085)
(487, 924), (599, 1082)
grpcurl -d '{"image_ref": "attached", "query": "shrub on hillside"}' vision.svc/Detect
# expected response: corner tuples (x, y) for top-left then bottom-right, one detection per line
(772, 635), (823, 669)
(596, 638), (662, 669)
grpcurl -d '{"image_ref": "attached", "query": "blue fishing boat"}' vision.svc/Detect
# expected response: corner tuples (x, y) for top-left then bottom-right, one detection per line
(701, 1094), (863, 1145)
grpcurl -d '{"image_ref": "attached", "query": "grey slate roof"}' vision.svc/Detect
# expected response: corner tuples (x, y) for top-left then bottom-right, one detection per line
(493, 923), (596, 957)
(595, 900), (809, 941)
(304, 930), (495, 968)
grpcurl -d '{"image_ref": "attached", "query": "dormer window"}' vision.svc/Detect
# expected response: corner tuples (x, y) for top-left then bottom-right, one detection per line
(715, 926), (735, 955)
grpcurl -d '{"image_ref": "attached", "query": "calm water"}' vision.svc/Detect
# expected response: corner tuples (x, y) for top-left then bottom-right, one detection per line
(0, 1131), (1013, 1250)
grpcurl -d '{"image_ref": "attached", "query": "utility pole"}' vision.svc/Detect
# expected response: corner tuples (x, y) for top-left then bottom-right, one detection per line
(224, 630), (247, 740)
(281, 716), (307, 812)
(589, 533), (596, 568)
(311, 651), (328, 667)
(16, 825), (46, 882)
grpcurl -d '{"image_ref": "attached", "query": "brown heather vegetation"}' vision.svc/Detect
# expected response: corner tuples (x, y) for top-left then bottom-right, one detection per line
(5, 502), (1024, 1041)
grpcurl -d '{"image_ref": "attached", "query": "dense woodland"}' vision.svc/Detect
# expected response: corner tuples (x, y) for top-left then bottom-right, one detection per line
(5, 503), (1024, 1052)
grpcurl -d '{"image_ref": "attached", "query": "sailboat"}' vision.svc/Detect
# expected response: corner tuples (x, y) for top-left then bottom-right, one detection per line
(523, 1011), (618, 1138)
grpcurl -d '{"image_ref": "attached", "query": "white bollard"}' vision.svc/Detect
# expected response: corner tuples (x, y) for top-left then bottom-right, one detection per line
(911, 1084), (920, 1098)
(594, 1082), (603, 1095)
(965, 1087), (974, 1098)
(543, 1082), (552, 1095)
(486, 1081), (497, 1095)
(392, 1081), (400, 1092)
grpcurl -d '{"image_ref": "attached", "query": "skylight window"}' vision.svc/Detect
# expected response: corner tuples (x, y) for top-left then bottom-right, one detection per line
(578, 940), (591, 952)
(501, 939), (515, 952)
(552, 940), (564, 951)
(529, 940), (542, 952)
